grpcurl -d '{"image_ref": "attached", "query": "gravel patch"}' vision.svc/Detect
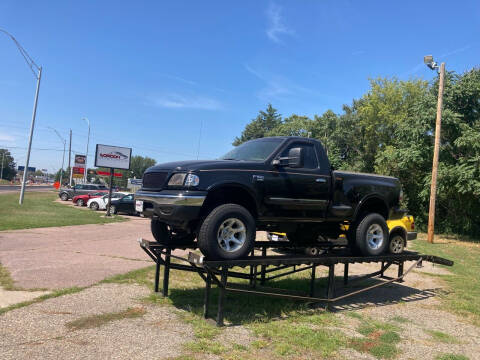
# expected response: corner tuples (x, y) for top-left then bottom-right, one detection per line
(0, 283), (193, 360)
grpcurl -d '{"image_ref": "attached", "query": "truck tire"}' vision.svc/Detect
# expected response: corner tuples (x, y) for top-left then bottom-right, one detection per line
(60, 192), (68, 201)
(151, 219), (196, 246)
(355, 213), (389, 256)
(198, 204), (255, 260)
(151, 219), (171, 245)
(389, 234), (405, 254)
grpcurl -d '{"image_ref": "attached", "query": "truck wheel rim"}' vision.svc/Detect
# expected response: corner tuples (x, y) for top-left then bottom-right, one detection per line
(217, 218), (246, 252)
(390, 235), (404, 253)
(366, 224), (384, 250)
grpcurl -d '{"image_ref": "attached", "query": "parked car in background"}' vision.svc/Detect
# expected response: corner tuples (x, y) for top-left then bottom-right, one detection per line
(110, 194), (137, 215)
(58, 184), (108, 201)
(386, 215), (416, 254)
(87, 192), (129, 211)
(72, 191), (108, 206)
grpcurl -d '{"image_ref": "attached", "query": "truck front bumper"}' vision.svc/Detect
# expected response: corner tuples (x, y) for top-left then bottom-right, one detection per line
(135, 190), (207, 228)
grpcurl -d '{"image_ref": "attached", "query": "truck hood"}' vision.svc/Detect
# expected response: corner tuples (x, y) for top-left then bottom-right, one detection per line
(145, 159), (265, 173)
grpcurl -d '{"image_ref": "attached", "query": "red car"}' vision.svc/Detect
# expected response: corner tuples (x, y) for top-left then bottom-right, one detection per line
(72, 191), (108, 206)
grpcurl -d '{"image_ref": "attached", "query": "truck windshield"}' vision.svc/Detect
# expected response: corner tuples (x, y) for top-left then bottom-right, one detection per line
(219, 138), (283, 162)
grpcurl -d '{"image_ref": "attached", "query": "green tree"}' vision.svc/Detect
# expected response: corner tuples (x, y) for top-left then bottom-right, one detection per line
(267, 114), (313, 137)
(232, 67), (480, 237)
(233, 104), (282, 145)
(130, 155), (156, 178)
(0, 149), (16, 180)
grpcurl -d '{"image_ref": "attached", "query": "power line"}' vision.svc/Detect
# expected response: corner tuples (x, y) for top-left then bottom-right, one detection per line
(0, 145), (82, 153)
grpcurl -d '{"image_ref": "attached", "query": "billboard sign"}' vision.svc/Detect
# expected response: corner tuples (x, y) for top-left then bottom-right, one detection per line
(94, 144), (131, 170)
(75, 155), (86, 168)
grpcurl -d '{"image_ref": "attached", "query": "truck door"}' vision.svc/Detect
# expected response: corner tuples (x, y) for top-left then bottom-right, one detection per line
(264, 141), (331, 219)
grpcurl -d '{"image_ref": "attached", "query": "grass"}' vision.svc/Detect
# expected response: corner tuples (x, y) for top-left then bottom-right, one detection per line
(65, 307), (146, 331)
(390, 315), (409, 324)
(426, 329), (460, 344)
(349, 317), (401, 359)
(252, 315), (346, 358)
(0, 262), (16, 290)
(0, 191), (124, 231)
(412, 234), (480, 326)
(435, 354), (469, 360)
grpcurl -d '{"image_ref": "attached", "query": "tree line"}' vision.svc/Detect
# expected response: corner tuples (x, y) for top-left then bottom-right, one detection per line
(234, 68), (480, 237)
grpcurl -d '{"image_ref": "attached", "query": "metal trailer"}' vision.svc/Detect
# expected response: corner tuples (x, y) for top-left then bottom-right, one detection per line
(139, 239), (453, 327)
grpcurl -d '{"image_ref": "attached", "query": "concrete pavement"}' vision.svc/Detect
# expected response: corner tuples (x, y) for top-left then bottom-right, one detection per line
(0, 217), (155, 289)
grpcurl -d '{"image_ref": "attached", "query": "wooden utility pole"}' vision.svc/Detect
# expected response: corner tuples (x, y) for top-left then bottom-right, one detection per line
(427, 62), (445, 244)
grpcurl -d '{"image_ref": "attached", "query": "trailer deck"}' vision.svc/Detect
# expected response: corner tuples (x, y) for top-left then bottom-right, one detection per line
(139, 239), (453, 326)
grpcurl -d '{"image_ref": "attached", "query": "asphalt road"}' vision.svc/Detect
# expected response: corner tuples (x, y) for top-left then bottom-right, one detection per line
(0, 185), (53, 192)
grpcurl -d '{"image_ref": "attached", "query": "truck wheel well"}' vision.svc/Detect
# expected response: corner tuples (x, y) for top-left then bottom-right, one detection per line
(200, 186), (257, 219)
(356, 197), (388, 220)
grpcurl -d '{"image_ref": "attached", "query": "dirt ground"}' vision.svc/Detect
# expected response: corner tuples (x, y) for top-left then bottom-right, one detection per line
(1, 220), (478, 359)
(1, 255), (479, 359)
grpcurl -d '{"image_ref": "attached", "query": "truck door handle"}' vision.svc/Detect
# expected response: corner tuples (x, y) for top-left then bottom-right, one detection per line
(315, 178), (327, 183)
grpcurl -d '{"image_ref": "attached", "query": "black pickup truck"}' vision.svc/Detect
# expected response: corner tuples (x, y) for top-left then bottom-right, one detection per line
(135, 137), (403, 259)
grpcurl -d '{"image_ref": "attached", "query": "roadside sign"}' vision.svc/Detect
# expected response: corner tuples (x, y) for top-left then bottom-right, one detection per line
(72, 167), (85, 175)
(94, 144), (131, 170)
(129, 178), (142, 185)
(75, 155), (86, 169)
(96, 170), (123, 177)
(18, 166), (36, 172)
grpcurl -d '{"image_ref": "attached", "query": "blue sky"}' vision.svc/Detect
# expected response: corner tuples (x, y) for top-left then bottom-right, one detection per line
(0, 0), (479, 173)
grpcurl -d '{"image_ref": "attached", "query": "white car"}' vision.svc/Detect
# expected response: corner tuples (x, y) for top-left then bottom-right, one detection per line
(87, 192), (129, 211)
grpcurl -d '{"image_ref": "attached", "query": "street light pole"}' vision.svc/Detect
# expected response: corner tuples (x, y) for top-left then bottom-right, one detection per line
(19, 66), (42, 205)
(82, 117), (90, 183)
(0, 28), (43, 205)
(424, 56), (446, 244)
(68, 129), (72, 186)
(0, 151), (4, 180)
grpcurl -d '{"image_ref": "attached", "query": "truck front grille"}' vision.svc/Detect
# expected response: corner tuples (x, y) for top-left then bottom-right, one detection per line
(142, 172), (168, 190)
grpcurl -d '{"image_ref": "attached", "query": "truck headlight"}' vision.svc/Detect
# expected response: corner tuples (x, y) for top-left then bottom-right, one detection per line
(184, 174), (200, 187)
(168, 173), (186, 186)
(167, 173), (200, 187)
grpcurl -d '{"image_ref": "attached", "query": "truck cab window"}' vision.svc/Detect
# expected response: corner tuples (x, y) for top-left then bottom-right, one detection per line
(281, 143), (319, 169)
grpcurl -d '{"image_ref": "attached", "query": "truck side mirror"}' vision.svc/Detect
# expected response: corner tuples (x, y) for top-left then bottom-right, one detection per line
(288, 147), (304, 168)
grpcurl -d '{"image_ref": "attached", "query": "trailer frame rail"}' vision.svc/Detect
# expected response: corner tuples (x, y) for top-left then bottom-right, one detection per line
(139, 239), (453, 326)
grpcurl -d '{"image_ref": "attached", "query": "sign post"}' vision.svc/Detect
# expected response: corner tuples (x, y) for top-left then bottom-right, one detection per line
(94, 144), (132, 217)
(106, 168), (115, 216)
